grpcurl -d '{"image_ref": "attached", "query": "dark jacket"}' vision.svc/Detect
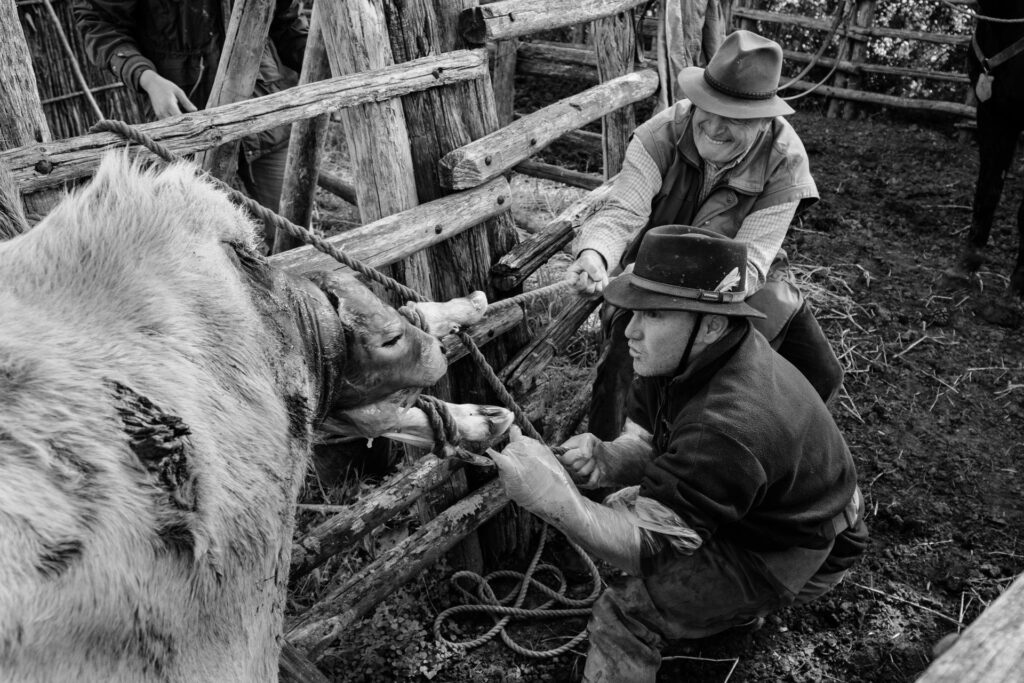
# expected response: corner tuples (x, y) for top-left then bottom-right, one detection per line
(630, 322), (857, 555)
(73, 0), (307, 160)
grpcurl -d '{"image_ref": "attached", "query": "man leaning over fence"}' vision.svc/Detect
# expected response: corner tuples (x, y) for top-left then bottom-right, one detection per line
(493, 226), (868, 683)
(566, 29), (843, 441)
(73, 0), (308, 251)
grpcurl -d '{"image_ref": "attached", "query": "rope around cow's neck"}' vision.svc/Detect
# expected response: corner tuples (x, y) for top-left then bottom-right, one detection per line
(89, 119), (600, 659)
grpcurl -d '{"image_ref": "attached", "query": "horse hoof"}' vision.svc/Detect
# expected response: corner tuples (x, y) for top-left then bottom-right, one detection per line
(958, 245), (986, 273)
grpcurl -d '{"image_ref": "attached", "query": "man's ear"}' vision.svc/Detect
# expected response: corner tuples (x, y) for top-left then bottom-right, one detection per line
(701, 314), (731, 343)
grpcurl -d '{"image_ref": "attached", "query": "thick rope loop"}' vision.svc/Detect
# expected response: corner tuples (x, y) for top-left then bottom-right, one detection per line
(433, 525), (603, 658)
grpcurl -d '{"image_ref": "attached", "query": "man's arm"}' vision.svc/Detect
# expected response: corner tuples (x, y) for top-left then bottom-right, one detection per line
(72, 0), (155, 92)
(565, 138), (663, 295)
(734, 200), (798, 289)
(558, 419), (655, 489)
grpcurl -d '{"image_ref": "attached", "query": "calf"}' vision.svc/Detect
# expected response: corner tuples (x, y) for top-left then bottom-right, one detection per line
(959, 0), (1024, 295)
(0, 155), (509, 682)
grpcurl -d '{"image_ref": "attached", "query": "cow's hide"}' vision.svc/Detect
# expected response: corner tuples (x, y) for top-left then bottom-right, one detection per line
(0, 155), (446, 681)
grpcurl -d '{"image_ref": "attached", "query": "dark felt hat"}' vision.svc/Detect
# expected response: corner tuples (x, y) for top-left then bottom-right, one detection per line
(603, 225), (765, 318)
(677, 30), (794, 119)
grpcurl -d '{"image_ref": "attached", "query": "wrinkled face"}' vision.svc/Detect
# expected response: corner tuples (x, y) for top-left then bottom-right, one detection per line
(314, 273), (447, 409)
(691, 108), (770, 165)
(624, 309), (698, 377)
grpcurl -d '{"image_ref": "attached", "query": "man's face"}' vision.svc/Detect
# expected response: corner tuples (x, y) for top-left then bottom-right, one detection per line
(691, 108), (769, 165)
(624, 308), (698, 377)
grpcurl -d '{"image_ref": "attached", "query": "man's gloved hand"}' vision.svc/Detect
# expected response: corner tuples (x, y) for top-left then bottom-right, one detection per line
(139, 70), (198, 119)
(490, 426), (644, 575)
(558, 432), (607, 488)
(565, 249), (609, 298)
(489, 425), (579, 517)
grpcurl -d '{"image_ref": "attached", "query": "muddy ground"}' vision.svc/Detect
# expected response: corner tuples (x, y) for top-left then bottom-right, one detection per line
(298, 97), (1024, 681)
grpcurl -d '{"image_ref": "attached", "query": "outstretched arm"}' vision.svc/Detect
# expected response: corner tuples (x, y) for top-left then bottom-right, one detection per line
(72, 0), (155, 93)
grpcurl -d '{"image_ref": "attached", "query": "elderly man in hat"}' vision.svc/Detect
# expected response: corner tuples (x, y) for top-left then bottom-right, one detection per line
(566, 29), (842, 441)
(493, 226), (867, 682)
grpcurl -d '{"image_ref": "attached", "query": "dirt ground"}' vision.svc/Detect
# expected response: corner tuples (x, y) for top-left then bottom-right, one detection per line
(301, 101), (1024, 681)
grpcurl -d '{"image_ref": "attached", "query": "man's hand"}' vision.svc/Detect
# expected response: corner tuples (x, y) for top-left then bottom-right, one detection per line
(565, 249), (609, 298)
(558, 432), (606, 488)
(489, 426), (578, 514)
(139, 70), (198, 119)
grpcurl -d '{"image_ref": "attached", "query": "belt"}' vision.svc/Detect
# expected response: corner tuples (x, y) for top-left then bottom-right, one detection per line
(829, 486), (862, 538)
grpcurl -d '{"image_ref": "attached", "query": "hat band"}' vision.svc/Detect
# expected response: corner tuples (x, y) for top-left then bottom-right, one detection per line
(630, 274), (748, 304)
(703, 71), (777, 101)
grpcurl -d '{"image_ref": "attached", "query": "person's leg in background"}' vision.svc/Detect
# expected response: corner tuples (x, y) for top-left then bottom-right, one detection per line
(775, 302), (844, 405)
(242, 143), (290, 252)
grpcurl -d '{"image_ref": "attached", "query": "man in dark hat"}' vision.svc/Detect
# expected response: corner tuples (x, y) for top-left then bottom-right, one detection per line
(494, 226), (866, 683)
(565, 29), (842, 441)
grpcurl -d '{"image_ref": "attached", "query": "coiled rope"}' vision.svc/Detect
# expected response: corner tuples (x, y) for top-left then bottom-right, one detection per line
(89, 119), (601, 656)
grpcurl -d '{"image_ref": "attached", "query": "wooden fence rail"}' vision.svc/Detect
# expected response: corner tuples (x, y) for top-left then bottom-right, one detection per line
(2, 50), (489, 195)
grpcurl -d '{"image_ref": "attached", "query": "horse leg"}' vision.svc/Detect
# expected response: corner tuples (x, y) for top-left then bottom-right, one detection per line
(963, 102), (1018, 272)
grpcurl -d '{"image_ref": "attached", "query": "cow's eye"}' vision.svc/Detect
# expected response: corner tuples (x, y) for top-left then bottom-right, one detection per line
(382, 333), (403, 348)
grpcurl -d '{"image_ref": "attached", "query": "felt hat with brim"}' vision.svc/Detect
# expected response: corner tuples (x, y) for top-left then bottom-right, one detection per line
(604, 225), (765, 318)
(677, 29), (794, 119)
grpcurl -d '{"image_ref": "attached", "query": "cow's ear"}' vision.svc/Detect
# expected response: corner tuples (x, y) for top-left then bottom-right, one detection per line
(107, 380), (205, 563)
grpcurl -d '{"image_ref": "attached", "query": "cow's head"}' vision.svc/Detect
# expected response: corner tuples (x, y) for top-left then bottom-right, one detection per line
(305, 271), (448, 412)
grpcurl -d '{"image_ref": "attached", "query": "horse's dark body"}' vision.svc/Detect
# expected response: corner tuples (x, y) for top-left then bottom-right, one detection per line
(964, 0), (1024, 294)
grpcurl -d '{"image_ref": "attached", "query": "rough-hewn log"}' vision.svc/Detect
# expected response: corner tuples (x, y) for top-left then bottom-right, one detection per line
(286, 479), (509, 654)
(315, 168), (357, 206)
(839, 0), (877, 120)
(517, 56), (598, 83)
(269, 176), (511, 276)
(785, 78), (974, 117)
(492, 180), (614, 291)
(0, 0), (58, 223)
(275, 5), (331, 254)
(290, 455), (462, 583)
(279, 642), (331, 683)
(592, 9), (635, 178)
(917, 572), (1024, 682)
(459, 0), (649, 44)
(491, 39), (518, 126)
(201, 0), (275, 181)
(439, 69), (657, 190)
(500, 296), (601, 394)
(514, 159), (602, 190)
(732, 6), (967, 46)
(3, 50), (488, 195)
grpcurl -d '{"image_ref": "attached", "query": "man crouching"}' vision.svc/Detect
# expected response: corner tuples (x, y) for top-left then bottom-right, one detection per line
(490, 225), (868, 682)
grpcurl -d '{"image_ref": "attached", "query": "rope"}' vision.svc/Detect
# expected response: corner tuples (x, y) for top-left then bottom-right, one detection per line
(779, 0), (855, 102)
(90, 118), (601, 657)
(433, 525), (603, 658)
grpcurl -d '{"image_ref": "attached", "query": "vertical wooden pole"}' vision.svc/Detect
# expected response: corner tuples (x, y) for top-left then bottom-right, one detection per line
(274, 3), (330, 254)
(840, 0), (875, 120)
(593, 9), (636, 177)
(490, 39), (518, 128)
(0, 0), (60, 226)
(201, 0), (275, 181)
(380, 0), (528, 561)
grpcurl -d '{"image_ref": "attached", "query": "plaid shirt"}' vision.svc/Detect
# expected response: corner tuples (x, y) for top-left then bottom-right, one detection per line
(572, 137), (798, 290)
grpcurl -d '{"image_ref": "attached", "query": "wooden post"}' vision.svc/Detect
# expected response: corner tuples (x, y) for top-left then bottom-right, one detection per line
(840, 0), (876, 120)
(490, 38), (518, 127)
(201, 0), (275, 181)
(380, 0), (531, 560)
(274, 3), (330, 254)
(592, 8), (637, 177)
(0, 0), (59, 225)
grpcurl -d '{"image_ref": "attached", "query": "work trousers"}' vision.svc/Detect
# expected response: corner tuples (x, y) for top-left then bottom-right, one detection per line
(588, 301), (844, 441)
